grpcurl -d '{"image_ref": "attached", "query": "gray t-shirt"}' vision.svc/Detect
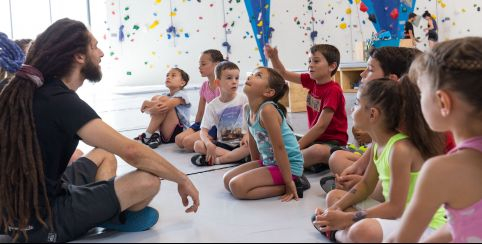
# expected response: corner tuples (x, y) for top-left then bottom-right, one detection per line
(163, 90), (191, 129)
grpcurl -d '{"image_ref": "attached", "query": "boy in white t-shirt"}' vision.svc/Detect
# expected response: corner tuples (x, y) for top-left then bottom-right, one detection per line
(192, 61), (250, 166)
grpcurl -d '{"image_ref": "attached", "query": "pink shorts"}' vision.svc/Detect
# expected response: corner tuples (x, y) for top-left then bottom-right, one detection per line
(259, 161), (298, 185)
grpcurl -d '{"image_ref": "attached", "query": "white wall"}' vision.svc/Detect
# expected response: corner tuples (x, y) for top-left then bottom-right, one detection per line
(2, 0), (481, 87)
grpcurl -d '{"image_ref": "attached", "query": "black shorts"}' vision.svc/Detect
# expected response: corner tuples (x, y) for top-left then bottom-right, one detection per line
(428, 30), (438, 42)
(214, 141), (240, 151)
(161, 123), (185, 144)
(13, 157), (121, 243)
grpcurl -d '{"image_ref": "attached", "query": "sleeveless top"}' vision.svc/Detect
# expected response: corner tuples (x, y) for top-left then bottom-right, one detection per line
(445, 137), (482, 243)
(245, 102), (304, 177)
(373, 133), (446, 229)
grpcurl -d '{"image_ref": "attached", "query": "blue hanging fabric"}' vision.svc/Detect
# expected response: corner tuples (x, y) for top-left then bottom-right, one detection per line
(244, 0), (270, 66)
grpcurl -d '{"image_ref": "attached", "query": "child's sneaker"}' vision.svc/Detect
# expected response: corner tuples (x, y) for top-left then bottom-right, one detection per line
(146, 133), (161, 149)
(319, 175), (336, 194)
(191, 154), (211, 166)
(311, 214), (338, 242)
(306, 163), (330, 174)
(294, 175), (311, 198)
(134, 133), (148, 145)
(99, 207), (159, 232)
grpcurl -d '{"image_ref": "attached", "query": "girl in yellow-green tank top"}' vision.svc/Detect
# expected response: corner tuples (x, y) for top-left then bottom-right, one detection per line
(312, 77), (447, 243)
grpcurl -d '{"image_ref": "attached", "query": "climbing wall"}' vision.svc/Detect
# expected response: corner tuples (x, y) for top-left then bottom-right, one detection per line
(100, 0), (482, 86)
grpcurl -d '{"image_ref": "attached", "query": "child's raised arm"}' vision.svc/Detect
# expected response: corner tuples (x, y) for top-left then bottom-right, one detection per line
(264, 44), (302, 84)
(260, 104), (299, 202)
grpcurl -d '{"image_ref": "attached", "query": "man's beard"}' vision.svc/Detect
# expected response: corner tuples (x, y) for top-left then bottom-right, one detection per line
(82, 58), (102, 83)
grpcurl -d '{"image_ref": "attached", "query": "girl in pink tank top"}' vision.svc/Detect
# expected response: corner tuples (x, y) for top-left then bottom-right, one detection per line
(174, 49), (223, 151)
(388, 37), (482, 243)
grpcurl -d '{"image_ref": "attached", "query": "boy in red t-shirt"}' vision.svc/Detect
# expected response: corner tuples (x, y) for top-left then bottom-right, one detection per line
(265, 44), (348, 171)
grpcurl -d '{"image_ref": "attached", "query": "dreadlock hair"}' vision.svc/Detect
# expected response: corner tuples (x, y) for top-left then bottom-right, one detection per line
(360, 77), (445, 160)
(410, 37), (482, 115)
(0, 18), (91, 241)
(171, 68), (190, 89)
(203, 49), (225, 63)
(259, 67), (289, 117)
(368, 46), (422, 78)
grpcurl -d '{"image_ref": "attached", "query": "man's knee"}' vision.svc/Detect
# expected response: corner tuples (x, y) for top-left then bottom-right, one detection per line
(137, 172), (161, 195)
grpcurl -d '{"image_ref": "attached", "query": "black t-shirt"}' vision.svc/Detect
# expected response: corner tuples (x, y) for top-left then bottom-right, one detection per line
(404, 21), (414, 39)
(33, 79), (99, 198)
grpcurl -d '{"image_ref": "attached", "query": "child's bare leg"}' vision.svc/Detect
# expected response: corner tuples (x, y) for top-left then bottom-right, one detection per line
(228, 166), (286, 200)
(193, 140), (208, 154)
(326, 189), (357, 212)
(302, 144), (332, 168)
(146, 112), (167, 134)
(175, 129), (195, 149)
(334, 218), (383, 243)
(151, 95), (166, 101)
(193, 141), (230, 156)
(159, 108), (180, 141)
(329, 150), (361, 175)
(216, 144), (250, 164)
(181, 131), (202, 152)
(223, 161), (261, 191)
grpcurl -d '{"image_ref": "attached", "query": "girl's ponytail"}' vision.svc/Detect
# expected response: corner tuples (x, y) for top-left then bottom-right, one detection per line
(398, 76), (445, 159)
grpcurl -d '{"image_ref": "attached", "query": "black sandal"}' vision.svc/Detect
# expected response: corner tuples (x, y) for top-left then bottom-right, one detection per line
(191, 155), (211, 167)
(311, 214), (338, 242)
(319, 175), (336, 194)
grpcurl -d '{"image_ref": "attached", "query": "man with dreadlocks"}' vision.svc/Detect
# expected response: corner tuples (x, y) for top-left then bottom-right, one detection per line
(0, 19), (200, 243)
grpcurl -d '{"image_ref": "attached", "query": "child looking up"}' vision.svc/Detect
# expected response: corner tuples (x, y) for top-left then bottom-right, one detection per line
(223, 67), (309, 201)
(135, 68), (191, 149)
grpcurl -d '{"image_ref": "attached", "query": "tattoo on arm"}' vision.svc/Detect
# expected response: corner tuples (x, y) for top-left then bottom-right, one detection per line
(353, 210), (367, 222)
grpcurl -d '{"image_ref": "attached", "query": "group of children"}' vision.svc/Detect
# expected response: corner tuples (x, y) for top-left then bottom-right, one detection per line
(132, 37), (481, 242)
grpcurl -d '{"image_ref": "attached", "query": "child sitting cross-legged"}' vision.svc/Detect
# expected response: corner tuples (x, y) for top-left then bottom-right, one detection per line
(134, 68), (191, 149)
(313, 77), (447, 243)
(191, 61), (250, 166)
(223, 67), (310, 201)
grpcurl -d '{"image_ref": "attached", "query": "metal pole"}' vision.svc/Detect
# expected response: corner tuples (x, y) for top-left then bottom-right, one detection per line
(49, 0), (53, 23)
(8, 0), (14, 38)
(86, 0), (92, 27)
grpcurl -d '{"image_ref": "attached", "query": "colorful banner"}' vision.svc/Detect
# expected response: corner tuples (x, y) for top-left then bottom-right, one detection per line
(244, 0), (271, 66)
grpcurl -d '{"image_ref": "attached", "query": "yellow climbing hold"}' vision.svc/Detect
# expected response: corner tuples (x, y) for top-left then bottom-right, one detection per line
(149, 20), (159, 30)
(346, 8), (352, 14)
(340, 23), (347, 29)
